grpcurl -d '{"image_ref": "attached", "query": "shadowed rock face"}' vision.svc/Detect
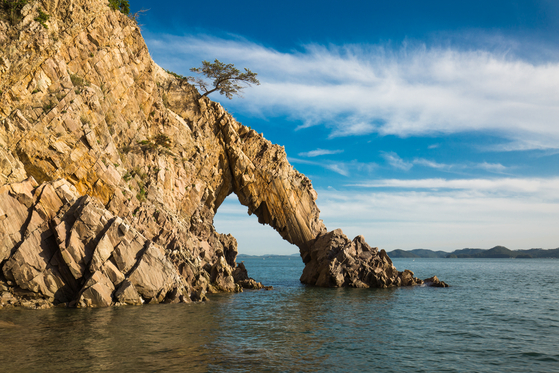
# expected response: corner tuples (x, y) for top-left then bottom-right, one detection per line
(0, 0), (444, 309)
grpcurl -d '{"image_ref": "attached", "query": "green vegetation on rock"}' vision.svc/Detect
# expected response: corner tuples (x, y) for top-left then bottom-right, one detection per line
(0, 0), (28, 24)
(108, 0), (129, 15)
(188, 59), (260, 99)
(34, 8), (49, 28)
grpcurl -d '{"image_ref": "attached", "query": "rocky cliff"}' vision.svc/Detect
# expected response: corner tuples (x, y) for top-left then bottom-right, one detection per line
(0, 0), (445, 309)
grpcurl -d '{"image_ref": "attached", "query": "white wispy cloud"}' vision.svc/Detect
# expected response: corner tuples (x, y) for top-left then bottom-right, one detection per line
(289, 157), (350, 176)
(147, 33), (559, 150)
(412, 158), (450, 170)
(378, 152), (508, 173)
(348, 177), (559, 197)
(381, 151), (413, 171)
(298, 148), (344, 157)
(412, 158), (508, 173)
(288, 157), (376, 177)
(476, 162), (507, 173)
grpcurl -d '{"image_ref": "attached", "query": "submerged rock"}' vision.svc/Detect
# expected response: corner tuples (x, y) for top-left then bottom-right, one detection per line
(423, 276), (449, 288)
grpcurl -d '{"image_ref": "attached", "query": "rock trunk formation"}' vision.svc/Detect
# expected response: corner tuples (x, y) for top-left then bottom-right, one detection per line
(0, 0), (445, 309)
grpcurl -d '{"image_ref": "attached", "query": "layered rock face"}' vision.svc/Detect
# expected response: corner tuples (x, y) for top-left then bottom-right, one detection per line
(0, 0), (444, 309)
(1, 177), (196, 308)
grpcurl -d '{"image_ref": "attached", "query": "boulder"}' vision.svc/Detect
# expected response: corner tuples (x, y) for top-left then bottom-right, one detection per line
(424, 276), (449, 288)
(77, 271), (115, 308)
(300, 229), (428, 288)
(114, 280), (143, 306)
(232, 262), (264, 289)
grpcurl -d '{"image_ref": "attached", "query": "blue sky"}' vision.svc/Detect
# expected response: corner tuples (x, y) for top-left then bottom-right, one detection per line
(131, 0), (559, 254)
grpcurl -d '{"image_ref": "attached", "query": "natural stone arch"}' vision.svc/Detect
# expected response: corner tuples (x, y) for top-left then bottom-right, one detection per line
(155, 75), (325, 256)
(207, 111), (443, 289)
(214, 116), (326, 253)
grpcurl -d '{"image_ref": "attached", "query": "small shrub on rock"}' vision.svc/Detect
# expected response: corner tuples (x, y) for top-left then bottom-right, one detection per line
(154, 133), (171, 148)
(70, 74), (89, 88)
(1, 0), (28, 24)
(34, 8), (49, 28)
(108, 0), (130, 15)
(43, 101), (54, 112)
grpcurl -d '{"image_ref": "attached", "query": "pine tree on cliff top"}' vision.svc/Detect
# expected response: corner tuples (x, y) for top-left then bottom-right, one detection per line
(188, 59), (260, 99)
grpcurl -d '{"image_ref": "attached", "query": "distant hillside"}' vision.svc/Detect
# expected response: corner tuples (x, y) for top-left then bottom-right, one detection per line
(389, 246), (559, 259)
(521, 248), (559, 258)
(449, 248), (485, 258)
(410, 249), (448, 258)
(388, 249), (447, 258)
(388, 249), (420, 258)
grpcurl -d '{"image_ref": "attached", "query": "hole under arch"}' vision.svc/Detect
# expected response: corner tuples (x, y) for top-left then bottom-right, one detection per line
(213, 194), (297, 256)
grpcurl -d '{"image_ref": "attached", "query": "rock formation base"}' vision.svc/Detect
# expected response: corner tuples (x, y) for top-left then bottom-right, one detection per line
(301, 229), (447, 288)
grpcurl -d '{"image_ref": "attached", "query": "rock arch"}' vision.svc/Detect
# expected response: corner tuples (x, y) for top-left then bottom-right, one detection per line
(217, 118), (326, 251)
(204, 106), (432, 289)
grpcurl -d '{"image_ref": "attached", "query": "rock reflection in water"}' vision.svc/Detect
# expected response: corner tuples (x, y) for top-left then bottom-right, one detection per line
(0, 304), (218, 372)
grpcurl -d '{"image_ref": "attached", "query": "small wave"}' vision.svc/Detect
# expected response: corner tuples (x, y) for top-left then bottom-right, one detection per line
(521, 352), (559, 362)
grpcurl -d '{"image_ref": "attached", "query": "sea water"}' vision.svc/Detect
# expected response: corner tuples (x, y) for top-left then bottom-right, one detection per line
(0, 257), (558, 372)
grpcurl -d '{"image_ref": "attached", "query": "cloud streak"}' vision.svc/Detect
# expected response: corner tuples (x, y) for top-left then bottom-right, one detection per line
(298, 148), (344, 157)
(381, 152), (413, 171)
(147, 33), (559, 150)
(412, 158), (508, 173)
(347, 177), (559, 198)
(378, 152), (508, 174)
(288, 157), (376, 177)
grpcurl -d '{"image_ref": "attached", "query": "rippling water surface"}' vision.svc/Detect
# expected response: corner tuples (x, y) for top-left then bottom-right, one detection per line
(1, 257), (558, 372)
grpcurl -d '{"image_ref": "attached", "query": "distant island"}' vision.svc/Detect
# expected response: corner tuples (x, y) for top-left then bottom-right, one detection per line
(239, 246), (559, 259)
(388, 246), (559, 259)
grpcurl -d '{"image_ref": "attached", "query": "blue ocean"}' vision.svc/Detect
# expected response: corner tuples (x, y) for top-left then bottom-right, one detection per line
(0, 257), (558, 372)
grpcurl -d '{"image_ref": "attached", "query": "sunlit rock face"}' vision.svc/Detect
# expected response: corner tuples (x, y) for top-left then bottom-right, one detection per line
(0, 0), (442, 309)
